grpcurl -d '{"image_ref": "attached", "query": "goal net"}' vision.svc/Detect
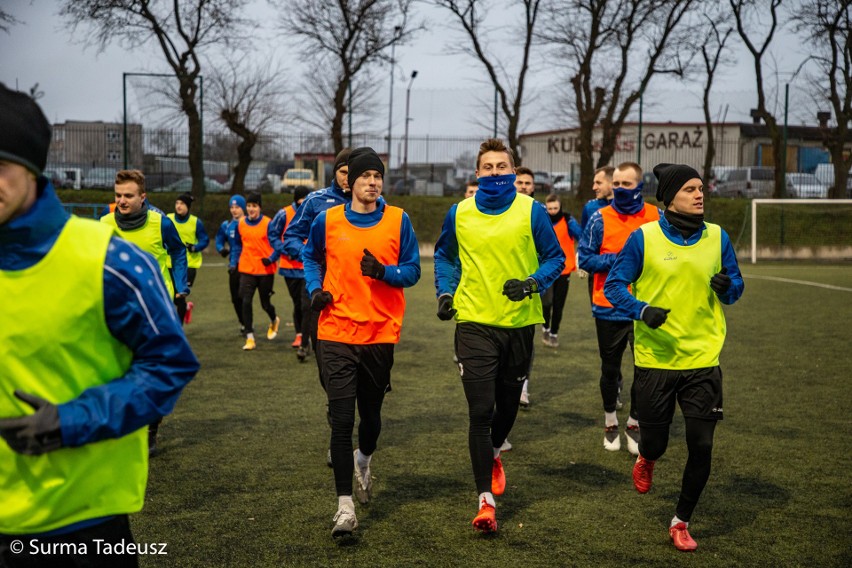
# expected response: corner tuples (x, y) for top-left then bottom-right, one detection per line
(750, 199), (852, 263)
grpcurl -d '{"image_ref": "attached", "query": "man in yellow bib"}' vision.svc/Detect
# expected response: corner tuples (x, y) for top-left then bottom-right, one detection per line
(303, 147), (421, 538)
(0, 83), (198, 567)
(167, 192), (209, 323)
(434, 139), (565, 534)
(604, 163), (744, 552)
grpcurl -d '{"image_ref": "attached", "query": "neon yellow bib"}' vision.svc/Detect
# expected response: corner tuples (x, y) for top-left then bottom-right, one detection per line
(633, 221), (726, 369)
(102, 210), (173, 297)
(167, 213), (202, 269)
(454, 195), (543, 328)
(0, 217), (147, 534)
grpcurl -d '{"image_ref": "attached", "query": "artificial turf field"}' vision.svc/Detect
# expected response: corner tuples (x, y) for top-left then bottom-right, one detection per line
(134, 260), (852, 567)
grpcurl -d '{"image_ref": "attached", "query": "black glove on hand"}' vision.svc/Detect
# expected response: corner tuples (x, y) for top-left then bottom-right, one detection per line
(185, 243), (195, 253)
(228, 265), (237, 275)
(710, 266), (731, 295)
(219, 247), (229, 258)
(360, 249), (385, 280)
(641, 306), (671, 329)
(502, 277), (538, 302)
(437, 294), (457, 321)
(0, 391), (62, 455)
(261, 257), (273, 267)
(311, 289), (333, 311)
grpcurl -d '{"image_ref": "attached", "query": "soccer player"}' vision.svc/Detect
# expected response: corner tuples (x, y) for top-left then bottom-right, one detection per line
(514, 166), (535, 196)
(434, 138), (564, 534)
(234, 192), (280, 351)
(168, 192), (209, 324)
(215, 195), (247, 334)
(604, 163), (744, 551)
(464, 180), (478, 198)
(541, 193), (582, 348)
(102, 169), (190, 454)
(0, 83), (198, 566)
(578, 162), (661, 455)
(581, 166), (614, 230)
(302, 147), (420, 538)
(268, 186), (312, 358)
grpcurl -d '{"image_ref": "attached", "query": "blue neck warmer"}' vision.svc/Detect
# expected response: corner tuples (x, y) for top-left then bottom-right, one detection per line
(474, 174), (517, 212)
(611, 182), (645, 215)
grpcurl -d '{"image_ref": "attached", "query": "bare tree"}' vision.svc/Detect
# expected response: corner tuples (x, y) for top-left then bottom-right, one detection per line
(0, 9), (20, 33)
(209, 55), (289, 194)
(793, 0), (852, 199)
(278, 0), (421, 154)
(59, 0), (249, 207)
(730, 0), (787, 198)
(434, 0), (543, 164)
(694, 3), (735, 184)
(541, 0), (698, 201)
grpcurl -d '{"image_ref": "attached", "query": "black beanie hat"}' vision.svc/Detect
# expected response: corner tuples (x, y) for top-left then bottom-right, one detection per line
(334, 148), (352, 173)
(347, 147), (385, 189)
(293, 186), (310, 203)
(246, 191), (262, 206)
(0, 83), (51, 175)
(176, 193), (194, 208)
(653, 163), (702, 207)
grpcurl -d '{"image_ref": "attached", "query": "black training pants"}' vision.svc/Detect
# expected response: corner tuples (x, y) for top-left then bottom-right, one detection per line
(174, 267), (197, 324)
(239, 273), (276, 334)
(595, 318), (637, 418)
(455, 323), (534, 495)
(283, 276), (306, 336)
(542, 274), (570, 335)
(318, 340), (394, 496)
(228, 268), (244, 327)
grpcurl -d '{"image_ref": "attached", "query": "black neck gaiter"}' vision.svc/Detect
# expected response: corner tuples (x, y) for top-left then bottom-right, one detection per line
(115, 202), (149, 231)
(664, 209), (704, 239)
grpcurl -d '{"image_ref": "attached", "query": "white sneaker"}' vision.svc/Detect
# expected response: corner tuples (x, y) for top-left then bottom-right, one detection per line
(500, 439), (513, 452)
(331, 504), (358, 538)
(353, 450), (372, 505)
(626, 425), (640, 456)
(541, 330), (551, 346)
(519, 391), (530, 407)
(603, 425), (621, 451)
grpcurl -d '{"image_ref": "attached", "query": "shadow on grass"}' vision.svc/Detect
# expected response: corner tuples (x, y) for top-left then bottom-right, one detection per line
(533, 460), (630, 490)
(698, 474), (791, 538)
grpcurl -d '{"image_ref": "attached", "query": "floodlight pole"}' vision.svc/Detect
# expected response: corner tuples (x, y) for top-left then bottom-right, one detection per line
(403, 70), (418, 189)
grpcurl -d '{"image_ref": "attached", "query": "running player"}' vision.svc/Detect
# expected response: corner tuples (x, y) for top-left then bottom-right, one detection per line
(168, 193), (209, 324)
(215, 195), (247, 334)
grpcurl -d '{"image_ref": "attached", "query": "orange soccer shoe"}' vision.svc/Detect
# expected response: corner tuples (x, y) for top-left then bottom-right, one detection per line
(633, 455), (655, 494)
(472, 499), (497, 534)
(669, 522), (698, 552)
(491, 456), (506, 496)
(291, 333), (302, 348)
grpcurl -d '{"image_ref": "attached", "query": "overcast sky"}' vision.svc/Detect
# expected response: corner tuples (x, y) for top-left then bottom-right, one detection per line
(0, 1), (823, 138)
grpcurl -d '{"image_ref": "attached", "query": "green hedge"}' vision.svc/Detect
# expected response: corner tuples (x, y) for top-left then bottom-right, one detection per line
(57, 190), (755, 247)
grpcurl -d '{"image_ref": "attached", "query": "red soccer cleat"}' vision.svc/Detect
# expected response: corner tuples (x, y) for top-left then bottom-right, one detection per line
(472, 498), (497, 534)
(183, 301), (194, 324)
(491, 456), (506, 496)
(291, 333), (302, 348)
(669, 522), (698, 551)
(633, 455), (655, 494)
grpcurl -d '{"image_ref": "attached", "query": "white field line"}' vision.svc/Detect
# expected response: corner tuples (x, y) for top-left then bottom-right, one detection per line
(744, 274), (852, 292)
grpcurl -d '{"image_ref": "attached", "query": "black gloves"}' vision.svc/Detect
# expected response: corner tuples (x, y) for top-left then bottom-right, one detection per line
(437, 294), (456, 321)
(185, 243), (196, 253)
(502, 277), (538, 301)
(228, 265), (237, 275)
(360, 249), (385, 280)
(219, 247), (229, 258)
(641, 306), (671, 329)
(710, 266), (731, 295)
(311, 289), (333, 311)
(261, 257), (273, 267)
(0, 391), (63, 455)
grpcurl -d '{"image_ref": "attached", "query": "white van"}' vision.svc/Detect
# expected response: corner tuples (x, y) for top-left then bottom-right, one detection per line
(814, 163), (852, 196)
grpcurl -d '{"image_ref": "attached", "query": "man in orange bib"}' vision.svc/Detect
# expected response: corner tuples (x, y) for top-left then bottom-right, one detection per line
(234, 192), (279, 351)
(302, 147), (420, 538)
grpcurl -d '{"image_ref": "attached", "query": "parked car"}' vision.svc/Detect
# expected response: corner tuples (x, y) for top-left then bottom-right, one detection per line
(715, 167), (775, 198)
(532, 171), (552, 194)
(813, 163), (852, 196)
(151, 177), (225, 193)
(42, 169), (65, 189)
(281, 168), (316, 191)
(707, 167), (735, 196)
(785, 173), (828, 198)
(552, 174), (575, 195)
(84, 167), (119, 190)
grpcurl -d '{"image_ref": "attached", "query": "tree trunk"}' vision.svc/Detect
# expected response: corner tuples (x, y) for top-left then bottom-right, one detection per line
(829, 144), (852, 199)
(180, 78), (205, 211)
(231, 135), (257, 195)
(764, 117), (786, 199)
(576, 117), (597, 202)
(701, 88), (715, 184)
(507, 115), (521, 166)
(331, 78), (348, 154)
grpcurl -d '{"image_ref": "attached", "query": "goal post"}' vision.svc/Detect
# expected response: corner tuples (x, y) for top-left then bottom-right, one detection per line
(750, 199), (852, 263)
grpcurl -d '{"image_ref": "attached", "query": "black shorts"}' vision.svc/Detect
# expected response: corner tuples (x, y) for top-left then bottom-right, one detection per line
(634, 366), (724, 427)
(317, 340), (394, 401)
(454, 322), (535, 386)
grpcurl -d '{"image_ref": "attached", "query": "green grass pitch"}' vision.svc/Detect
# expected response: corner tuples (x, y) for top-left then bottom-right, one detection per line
(133, 260), (852, 567)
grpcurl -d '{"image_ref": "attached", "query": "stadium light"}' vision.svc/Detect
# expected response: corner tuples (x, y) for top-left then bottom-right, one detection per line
(403, 70), (418, 190)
